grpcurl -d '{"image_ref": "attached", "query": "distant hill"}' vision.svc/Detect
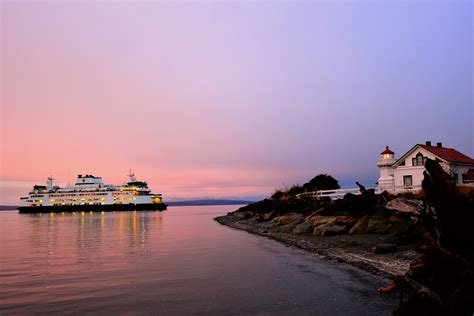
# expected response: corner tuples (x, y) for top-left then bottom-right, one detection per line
(0, 205), (18, 211)
(166, 199), (254, 207)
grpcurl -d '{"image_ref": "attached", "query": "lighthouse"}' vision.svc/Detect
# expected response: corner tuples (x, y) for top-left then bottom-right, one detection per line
(377, 146), (396, 192)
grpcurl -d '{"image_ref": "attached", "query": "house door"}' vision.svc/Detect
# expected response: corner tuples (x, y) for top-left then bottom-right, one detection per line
(403, 175), (413, 187)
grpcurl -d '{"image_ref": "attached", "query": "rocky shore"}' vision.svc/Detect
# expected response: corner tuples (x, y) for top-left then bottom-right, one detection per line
(216, 161), (474, 315)
(215, 197), (420, 278)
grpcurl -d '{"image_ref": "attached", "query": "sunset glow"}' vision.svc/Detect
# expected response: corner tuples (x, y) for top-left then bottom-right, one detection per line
(1, 1), (472, 204)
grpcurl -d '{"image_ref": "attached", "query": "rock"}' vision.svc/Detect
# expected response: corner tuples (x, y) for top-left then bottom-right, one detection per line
(307, 215), (338, 226)
(334, 215), (353, 224)
(313, 225), (325, 236)
(366, 218), (391, 234)
(310, 215), (353, 236)
(386, 221), (417, 245)
(308, 215), (352, 226)
(388, 215), (405, 223)
(324, 225), (348, 236)
(373, 243), (398, 254)
(236, 212), (254, 220)
(348, 215), (371, 234)
(292, 221), (313, 234)
(387, 220), (415, 235)
(272, 213), (303, 225)
(313, 223), (348, 236)
(263, 211), (277, 220)
(386, 197), (423, 214)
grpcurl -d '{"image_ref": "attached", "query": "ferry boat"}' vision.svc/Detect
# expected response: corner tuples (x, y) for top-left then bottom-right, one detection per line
(18, 172), (167, 213)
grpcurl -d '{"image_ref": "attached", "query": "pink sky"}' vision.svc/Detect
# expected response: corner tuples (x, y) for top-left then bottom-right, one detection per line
(1, 2), (472, 205)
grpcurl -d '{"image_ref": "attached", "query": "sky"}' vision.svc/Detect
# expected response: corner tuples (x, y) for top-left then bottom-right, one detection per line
(1, 1), (472, 204)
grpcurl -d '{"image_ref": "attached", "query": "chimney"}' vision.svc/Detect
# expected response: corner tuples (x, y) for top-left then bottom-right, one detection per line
(437, 142), (442, 148)
(425, 141), (432, 146)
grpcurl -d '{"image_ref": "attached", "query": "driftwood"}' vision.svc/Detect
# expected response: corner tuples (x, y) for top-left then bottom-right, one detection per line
(380, 159), (474, 315)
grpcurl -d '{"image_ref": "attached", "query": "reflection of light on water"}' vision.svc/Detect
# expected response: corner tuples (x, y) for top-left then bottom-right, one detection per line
(25, 211), (165, 271)
(133, 211), (137, 241)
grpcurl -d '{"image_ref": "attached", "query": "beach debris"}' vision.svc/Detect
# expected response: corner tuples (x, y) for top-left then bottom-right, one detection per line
(385, 198), (423, 214)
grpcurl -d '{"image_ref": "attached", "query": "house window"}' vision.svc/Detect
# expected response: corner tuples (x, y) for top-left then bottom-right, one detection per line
(412, 152), (425, 166)
(403, 175), (413, 187)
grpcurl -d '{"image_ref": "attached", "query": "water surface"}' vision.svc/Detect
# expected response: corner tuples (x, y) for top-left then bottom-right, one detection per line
(0, 206), (396, 315)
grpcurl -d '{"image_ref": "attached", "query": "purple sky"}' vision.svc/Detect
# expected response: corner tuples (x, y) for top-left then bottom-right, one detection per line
(1, 1), (473, 204)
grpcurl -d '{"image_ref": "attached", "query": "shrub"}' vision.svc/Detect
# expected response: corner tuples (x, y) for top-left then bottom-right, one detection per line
(303, 174), (340, 191)
(287, 185), (304, 196)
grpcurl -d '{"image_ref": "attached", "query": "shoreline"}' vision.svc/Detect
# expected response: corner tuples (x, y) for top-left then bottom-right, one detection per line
(215, 214), (418, 279)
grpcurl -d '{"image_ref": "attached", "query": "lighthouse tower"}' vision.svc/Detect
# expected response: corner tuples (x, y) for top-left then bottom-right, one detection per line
(377, 146), (396, 193)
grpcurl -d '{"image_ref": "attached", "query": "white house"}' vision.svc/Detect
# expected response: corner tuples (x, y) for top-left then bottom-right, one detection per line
(377, 141), (474, 194)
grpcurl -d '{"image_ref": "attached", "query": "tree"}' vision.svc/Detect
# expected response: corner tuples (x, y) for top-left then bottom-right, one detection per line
(303, 174), (340, 191)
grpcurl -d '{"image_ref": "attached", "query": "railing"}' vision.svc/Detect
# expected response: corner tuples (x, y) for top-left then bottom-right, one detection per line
(296, 185), (423, 200)
(296, 187), (380, 200)
(391, 185), (423, 194)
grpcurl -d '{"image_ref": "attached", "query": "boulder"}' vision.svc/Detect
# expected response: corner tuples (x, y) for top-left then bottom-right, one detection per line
(307, 215), (337, 225)
(292, 221), (313, 234)
(272, 213), (303, 225)
(366, 217), (391, 234)
(263, 211), (277, 220)
(308, 215), (352, 226)
(324, 225), (348, 236)
(348, 215), (371, 234)
(313, 224), (348, 236)
(310, 215), (354, 236)
(386, 221), (417, 245)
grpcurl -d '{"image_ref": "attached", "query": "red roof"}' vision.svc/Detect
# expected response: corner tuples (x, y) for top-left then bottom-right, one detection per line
(419, 145), (474, 165)
(381, 146), (394, 155)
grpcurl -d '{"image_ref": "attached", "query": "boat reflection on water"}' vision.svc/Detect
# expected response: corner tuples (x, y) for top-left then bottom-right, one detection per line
(25, 210), (163, 267)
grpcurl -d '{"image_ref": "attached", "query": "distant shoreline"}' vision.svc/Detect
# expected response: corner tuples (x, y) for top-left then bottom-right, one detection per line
(167, 199), (253, 207)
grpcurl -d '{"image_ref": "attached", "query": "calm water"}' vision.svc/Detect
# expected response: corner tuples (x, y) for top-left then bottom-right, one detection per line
(0, 206), (396, 315)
